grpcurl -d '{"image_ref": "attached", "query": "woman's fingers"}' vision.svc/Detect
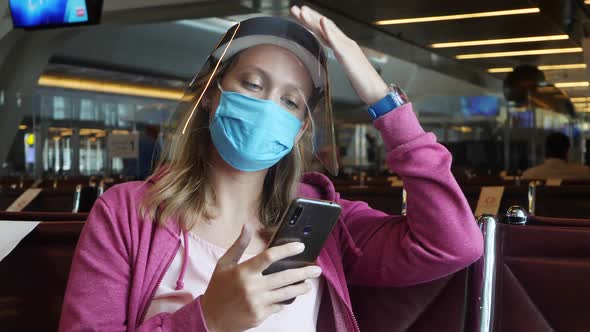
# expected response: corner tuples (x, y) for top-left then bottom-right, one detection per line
(264, 280), (314, 304)
(290, 5), (301, 19)
(217, 224), (252, 269)
(292, 6), (354, 57)
(263, 265), (322, 290)
(291, 5), (330, 46)
(243, 241), (305, 272)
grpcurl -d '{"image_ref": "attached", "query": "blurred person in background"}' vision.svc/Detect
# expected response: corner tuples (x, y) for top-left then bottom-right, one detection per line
(522, 132), (590, 180)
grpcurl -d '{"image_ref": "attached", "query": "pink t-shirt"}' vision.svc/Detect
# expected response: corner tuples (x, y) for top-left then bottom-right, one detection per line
(144, 231), (324, 331)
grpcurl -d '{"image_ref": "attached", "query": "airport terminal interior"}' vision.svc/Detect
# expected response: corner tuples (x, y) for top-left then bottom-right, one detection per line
(0, 0), (589, 331)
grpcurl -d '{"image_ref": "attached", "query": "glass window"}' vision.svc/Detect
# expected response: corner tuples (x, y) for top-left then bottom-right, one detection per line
(53, 96), (66, 119)
(117, 103), (134, 128)
(80, 99), (96, 121)
(103, 102), (117, 127)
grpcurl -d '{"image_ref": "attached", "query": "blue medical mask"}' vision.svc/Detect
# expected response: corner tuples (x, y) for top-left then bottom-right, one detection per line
(209, 83), (303, 172)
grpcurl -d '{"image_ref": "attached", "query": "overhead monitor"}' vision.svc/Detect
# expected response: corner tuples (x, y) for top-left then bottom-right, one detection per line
(460, 96), (500, 117)
(10, 0), (103, 29)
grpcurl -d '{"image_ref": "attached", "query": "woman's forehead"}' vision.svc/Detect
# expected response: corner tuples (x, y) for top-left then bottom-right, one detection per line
(231, 44), (313, 93)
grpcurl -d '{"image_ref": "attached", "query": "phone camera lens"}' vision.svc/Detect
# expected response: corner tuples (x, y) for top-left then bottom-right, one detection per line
(289, 206), (303, 225)
(303, 225), (312, 236)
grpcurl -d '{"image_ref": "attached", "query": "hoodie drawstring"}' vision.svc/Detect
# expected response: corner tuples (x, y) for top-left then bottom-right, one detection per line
(338, 218), (363, 256)
(175, 230), (189, 290)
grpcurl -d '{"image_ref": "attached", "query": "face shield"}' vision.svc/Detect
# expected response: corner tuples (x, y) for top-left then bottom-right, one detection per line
(160, 16), (338, 175)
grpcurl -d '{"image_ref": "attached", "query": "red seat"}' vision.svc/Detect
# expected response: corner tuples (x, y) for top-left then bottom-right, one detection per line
(350, 269), (469, 331)
(0, 221), (84, 331)
(471, 214), (590, 332)
(529, 215), (590, 228)
(533, 186), (590, 219)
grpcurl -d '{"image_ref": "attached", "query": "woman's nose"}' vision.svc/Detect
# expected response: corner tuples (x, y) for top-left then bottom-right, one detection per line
(262, 90), (283, 107)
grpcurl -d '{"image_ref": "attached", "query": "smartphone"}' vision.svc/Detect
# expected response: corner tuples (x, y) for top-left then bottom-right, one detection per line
(262, 197), (342, 304)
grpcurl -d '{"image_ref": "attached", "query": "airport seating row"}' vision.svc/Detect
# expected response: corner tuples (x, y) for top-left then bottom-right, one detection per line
(0, 175), (131, 190)
(336, 182), (590, 219)
(351, 208), (590, 332)
(1, 207), (588, 331)
(1, 173), (587, 218)
(0, 180), (108, 213)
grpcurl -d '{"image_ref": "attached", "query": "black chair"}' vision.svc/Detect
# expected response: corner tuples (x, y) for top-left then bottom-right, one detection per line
(72, 183), (105, 213)
(0, 211), (87, 221)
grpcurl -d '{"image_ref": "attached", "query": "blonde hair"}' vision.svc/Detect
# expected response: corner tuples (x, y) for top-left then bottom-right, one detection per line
(140, 59), (305, 231)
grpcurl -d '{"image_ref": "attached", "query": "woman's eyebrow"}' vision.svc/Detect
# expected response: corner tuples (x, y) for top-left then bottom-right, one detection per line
(239, 64), (309, 93)
(238, 65), (268, 79)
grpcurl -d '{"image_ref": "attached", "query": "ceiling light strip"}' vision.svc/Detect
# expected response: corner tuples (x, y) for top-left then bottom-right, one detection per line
(539, 64), (587, 70)
(431, 34), (568, 48)
(571, 97), (590, 102)
(488, 63), (587, 73)
(457, 47), (582, 59)
(487, 67), (514, 73)
(38, 75), (184, 100)
(375, 8), (540, 25)
(554, 81), (589, 88)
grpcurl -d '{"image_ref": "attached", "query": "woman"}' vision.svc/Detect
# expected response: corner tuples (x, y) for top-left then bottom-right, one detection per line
(60, 6), (483, 332)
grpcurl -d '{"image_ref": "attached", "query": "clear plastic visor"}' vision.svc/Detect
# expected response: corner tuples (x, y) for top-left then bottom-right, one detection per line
(160, 19), (338, 175)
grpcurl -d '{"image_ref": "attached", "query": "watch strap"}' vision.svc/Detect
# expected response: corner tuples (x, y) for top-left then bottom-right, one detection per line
(367, 84), (409, 120)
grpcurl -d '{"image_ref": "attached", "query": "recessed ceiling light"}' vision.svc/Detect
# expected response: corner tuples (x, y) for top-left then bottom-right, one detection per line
(488, 63), (587, 73)
(554, 81), (589, 88)
(487, 67), (514, 73)
(431, 35), (568, 48)
(456, 47), (582, 59)
(375, 8), (540, 25)
(539, 64), (587, 70)
(571, 97), (590, 102)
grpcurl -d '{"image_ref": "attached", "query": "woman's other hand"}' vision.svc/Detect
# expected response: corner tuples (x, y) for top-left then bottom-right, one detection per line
(201, 225), (323, 332)
(290, 5), (389, 106)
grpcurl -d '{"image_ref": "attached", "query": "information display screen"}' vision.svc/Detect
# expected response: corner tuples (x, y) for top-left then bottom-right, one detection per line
(10, 0), (102, 29)
(461, 96), (500, 117)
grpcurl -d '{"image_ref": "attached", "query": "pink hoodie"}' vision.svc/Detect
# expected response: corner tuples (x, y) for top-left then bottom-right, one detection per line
(59, 104), (483, 331)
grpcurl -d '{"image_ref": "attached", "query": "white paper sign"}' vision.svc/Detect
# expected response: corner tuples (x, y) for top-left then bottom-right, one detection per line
(108, 133), (139, 159)
(0, 220), (40, 262)
(475, 186), (505, 216)
(546, 178), (562, 186)
(6, 188), (42, 212)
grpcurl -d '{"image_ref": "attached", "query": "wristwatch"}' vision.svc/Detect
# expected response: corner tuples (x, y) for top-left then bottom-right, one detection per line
(367, 84), (410, 120)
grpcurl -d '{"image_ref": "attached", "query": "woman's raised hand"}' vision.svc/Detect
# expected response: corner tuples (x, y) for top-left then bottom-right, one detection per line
(290, 5), (389, 106)
(200, 225), (323, 332)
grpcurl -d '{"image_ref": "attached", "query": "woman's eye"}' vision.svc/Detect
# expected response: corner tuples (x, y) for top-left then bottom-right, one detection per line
(243, 80), (262, 91)
(282, 97), (299, 110)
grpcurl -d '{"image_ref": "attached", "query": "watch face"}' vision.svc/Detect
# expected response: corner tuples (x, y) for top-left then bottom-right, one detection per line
(391, 85), (409, 104)
(389, 85), (409, 106)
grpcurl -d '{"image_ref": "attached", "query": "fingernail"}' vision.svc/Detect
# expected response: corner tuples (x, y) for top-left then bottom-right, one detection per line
(311, 266), (322, 276)
(294, 242), (305, 252)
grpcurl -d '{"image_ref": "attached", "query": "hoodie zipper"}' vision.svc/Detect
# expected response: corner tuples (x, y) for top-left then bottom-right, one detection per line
(332, 282), (360, 332)
(320, 256), (360, 332)
(138, 240), (181, 326)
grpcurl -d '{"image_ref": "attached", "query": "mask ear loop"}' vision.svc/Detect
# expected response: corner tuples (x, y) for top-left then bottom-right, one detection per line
(216, 79), (225, 93)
